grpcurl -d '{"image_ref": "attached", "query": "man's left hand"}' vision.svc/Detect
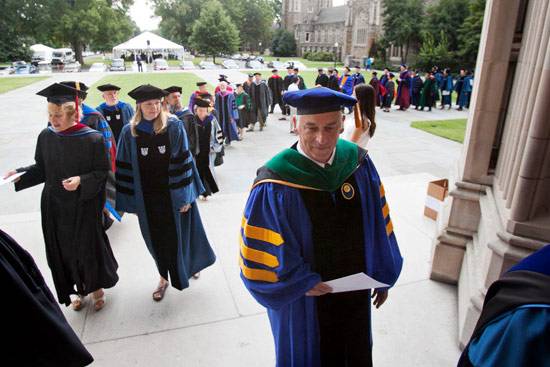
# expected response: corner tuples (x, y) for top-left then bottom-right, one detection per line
(372, 289), (388, 309)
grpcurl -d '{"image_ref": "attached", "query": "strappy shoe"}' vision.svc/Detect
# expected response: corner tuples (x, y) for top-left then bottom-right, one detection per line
(152, 282), (169, 302)
(71, 295), (86, 311)
(92, 290), (106, 311)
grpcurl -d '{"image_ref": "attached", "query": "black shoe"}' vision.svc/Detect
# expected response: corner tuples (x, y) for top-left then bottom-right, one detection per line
(279, 117), (287, 121)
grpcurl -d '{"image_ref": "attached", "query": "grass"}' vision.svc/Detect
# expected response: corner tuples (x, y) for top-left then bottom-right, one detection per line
(410, 119), (467, 143)
(0, 76), (50, 94)
(85, 73), (209, 107)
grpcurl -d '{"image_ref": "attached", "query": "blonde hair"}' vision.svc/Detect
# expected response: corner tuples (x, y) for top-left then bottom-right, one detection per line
(130, 101), (168, 137)
(48, 102), (79, 122)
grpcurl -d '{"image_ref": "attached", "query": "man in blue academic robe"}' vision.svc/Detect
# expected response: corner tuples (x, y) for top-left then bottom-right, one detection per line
(458, 245), (550, 367)
(352, 65), (366, 87)
(96, 83), (134, 144)
(240, 87), (403, 367)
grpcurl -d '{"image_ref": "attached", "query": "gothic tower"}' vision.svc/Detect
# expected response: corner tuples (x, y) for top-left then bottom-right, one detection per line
(282, 0), (333, 32)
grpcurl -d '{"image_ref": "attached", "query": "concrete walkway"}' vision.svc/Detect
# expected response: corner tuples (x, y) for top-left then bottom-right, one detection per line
(0, 70), (468, 366)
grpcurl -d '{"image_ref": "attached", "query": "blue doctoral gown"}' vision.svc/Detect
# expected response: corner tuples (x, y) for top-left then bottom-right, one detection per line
(115, 117), (216, 289)
(240, 150), (403, 367)
(96, 101), (135, 137)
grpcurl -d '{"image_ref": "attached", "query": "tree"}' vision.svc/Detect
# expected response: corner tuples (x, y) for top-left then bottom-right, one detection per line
(271, 29), (296, 57)
(220, 0), (275, 52)
(416, 31), (454, 71)
(188, 0), (240, 63)
(153, 0), (202, 46)
(457, 0), (486, 68)
(421, 0), (470, 52)
(381, 0), (424, 64)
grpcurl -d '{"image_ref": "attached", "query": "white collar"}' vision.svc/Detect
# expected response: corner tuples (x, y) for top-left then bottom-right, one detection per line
(297, 142), (336, 168)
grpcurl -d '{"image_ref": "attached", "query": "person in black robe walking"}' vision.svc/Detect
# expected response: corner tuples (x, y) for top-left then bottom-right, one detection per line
(4, 83), (119, 311)
(247, 72), (272, 132)
(187, 97), (223, 200)
(268, 69), (284, 114)
(315, 68), (329, 87)
(1, 229), (94, 366)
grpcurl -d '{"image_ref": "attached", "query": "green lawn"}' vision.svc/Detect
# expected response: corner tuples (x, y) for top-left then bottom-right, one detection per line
(0, 76), (50, 94)
(261, 56), (344, 69)
(410, 119), (467, 143)
(85, 73), (211, 107)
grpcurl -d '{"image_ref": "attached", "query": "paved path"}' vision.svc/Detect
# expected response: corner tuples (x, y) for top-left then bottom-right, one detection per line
(0, 70), (468, 366)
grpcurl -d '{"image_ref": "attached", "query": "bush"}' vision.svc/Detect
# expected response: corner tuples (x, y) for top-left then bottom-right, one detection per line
(305, 51), (334, 62)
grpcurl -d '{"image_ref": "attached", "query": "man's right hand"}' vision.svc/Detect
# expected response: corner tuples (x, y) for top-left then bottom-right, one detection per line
(306, 282), (333, 296)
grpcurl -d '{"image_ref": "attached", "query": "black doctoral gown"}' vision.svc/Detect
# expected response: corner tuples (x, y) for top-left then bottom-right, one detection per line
(1, 229), (93, 366)
(15, 126), (119, 305)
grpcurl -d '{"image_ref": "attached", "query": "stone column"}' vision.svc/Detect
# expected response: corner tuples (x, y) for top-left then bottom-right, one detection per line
(430, 0), (522, 284)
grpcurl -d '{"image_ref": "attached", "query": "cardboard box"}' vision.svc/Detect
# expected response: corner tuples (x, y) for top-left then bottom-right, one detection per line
(424, 179), (449, 220)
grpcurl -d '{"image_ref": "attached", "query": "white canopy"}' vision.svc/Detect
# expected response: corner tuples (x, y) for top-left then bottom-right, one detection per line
(30, 44), (54, 52)
(112, 31), (185, 59)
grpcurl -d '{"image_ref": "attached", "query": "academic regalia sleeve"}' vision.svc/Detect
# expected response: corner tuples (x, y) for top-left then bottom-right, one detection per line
(167, 119), (204, 209)
(466, 305), (550, 367)
(240, 184), (321, 310)
(15, 131), (46, 191)
(115, 125), (137, 213)
(359, 156), (403, 287)
(211, 117), (223, 153)
(79, 133), (109, 201)
(122, 103), (134, 124)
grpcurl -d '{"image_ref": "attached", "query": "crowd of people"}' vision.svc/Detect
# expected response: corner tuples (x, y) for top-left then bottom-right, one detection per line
(3, 61), (546, 367)
(311, 64), (474, 113)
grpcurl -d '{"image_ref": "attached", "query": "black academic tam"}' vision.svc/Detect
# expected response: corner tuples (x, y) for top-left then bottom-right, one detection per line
(1, 229), (93, 366)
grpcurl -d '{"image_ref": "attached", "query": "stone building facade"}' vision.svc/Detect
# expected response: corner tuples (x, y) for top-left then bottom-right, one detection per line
(282, 0), (382, 65)
(430, 0), (550, 348)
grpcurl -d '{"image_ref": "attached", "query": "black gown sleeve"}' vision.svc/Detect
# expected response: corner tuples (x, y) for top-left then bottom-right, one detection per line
(15, 133), (45, 191)
(79, 136), (110, 201)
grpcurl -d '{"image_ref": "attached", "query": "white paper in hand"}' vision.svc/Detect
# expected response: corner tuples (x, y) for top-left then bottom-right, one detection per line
(325, 273), (389, 293)
(0, 172), (25, 186)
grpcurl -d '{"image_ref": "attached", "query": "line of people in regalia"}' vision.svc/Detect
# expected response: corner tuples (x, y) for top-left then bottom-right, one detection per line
(367, 65), (474, 112)
(2, 77), (249, 312)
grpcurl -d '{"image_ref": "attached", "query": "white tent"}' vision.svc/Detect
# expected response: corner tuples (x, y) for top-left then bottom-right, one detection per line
(112, 31), (185, 60)
(30, 44), (54, 62)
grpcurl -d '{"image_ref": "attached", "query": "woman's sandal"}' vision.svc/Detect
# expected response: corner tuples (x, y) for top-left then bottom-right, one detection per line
(92, 290), (106, 311)
(152, 282), (169, 302)
(71, 295), (86, 311)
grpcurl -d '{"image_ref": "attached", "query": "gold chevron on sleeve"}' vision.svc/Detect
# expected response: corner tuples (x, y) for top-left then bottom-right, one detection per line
(239, 257), (278, 283)
(240, 235), (280, 268)
(241, 217), (284, 246)
(386, 220), (394, 236)
(379, 183), (386, 198)
(382, 202), (390, 218)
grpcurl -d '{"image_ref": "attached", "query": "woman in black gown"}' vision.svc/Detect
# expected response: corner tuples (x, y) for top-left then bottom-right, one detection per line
(4, 83), (119, 311)
(188, 97), (223, 200)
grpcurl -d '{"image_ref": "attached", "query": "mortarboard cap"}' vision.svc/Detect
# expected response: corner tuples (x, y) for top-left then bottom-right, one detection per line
(318, 68), (324, 72)
(272, 69), (278, 72)
(36, 82), (87, 105)
(196, 81), (207, 87)
(248, 74), (254, 78)
(164, 86), (182, 94)
(97, 83), (120, 92)
(235, 83), (243, 88)
(60, 81), (89, 92)
(128, 84), (169, 103)
(282, 87), (356, 115)
(194, 98), (212, 108)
